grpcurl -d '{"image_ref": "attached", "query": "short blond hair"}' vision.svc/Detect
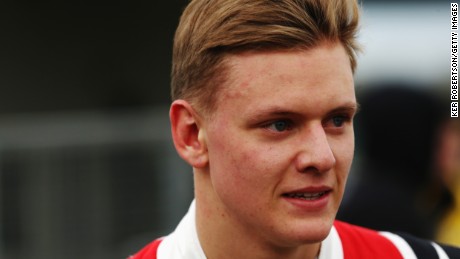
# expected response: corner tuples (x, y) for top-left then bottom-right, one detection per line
(171, 0), (361, 114)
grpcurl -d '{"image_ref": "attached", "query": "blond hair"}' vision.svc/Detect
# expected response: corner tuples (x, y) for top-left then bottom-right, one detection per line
(171, 0), (361, 114)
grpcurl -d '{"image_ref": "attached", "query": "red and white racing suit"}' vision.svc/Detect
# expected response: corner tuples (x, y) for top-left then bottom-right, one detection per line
(129, 200), (458, 259)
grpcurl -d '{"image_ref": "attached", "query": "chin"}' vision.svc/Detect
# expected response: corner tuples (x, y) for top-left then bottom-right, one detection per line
(274, 219), (333, 247)
(296, 226), (331, 244)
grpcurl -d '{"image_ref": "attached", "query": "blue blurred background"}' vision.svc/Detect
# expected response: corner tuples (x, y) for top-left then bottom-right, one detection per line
(0, 0), (458, 258)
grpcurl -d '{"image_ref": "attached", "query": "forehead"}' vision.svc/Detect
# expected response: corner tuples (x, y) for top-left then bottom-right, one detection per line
(211, 43), (356, 116)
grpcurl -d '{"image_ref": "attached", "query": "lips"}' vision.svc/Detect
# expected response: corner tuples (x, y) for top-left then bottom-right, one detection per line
(282, 187), (332, 201)
(281, 187), (332, 210)
(283, 191), (327, 200)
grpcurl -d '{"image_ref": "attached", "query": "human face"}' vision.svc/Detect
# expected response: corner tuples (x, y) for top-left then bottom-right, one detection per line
(202, 42), (357, 247)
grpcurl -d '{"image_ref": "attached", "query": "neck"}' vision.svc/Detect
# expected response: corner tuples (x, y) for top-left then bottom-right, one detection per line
(194, 170), (321, 259)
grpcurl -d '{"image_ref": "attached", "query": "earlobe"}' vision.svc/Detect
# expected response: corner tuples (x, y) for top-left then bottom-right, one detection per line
(170, 100), (208, 168)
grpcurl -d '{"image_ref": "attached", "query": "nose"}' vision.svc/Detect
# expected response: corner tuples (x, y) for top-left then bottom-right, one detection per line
(295, 124), (336, 173)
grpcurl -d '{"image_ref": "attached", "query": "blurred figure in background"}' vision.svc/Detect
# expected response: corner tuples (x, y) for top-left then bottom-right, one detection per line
(437, 118), (460, 246)
(337, 84), (452, 240)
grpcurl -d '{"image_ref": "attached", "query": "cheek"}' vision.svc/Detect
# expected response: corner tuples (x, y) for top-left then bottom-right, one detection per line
(333, 134), (355, 181)
(206, 128), (285, 198)
(206, 127), (253, 192)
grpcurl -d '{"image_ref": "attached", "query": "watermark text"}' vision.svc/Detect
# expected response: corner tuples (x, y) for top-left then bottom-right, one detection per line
(452, 3), (458, 117)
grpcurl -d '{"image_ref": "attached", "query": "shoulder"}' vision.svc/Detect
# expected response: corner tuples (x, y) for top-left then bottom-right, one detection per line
(128, 200), (207, 259)
(333, 220), (403, 258)
(128, 238), (163, 259)
(334, 220), (460, 259)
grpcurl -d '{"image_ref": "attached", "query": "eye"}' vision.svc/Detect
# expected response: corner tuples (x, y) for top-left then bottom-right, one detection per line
(265, 120), (292, 132)
(332, 116), (346, 127)
(324, 114), (351, 129)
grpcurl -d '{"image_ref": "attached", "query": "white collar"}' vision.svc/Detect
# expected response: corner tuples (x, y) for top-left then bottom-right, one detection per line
(158, 200), (207, 258)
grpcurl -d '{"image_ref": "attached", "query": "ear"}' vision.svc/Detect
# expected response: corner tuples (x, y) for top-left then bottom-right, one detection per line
(170, 100), (208, 168)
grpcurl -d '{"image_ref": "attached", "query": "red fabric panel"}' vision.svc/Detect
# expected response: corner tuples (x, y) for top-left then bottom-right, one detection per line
(128, 238), (163, 259)
(333, 220), (403, 259)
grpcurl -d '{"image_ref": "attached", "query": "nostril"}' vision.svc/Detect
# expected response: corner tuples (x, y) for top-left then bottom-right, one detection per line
(300, 166), (320, 174)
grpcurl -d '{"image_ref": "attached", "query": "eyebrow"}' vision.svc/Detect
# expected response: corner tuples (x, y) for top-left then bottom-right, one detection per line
(246, 107), (299, 120)
(247, 102), (360, 122)
(326, 102), (360, 116)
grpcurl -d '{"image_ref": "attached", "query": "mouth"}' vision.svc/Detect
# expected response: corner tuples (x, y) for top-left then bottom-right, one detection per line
(281, 187), (332, 210)
(282, 191), (329, 201)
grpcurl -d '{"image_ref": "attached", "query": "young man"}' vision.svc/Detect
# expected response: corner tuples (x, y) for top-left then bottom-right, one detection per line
(131, 0), (460, 258)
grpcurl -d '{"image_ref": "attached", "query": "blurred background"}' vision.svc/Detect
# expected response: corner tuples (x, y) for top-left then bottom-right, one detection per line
(0, 0), (457, 258)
